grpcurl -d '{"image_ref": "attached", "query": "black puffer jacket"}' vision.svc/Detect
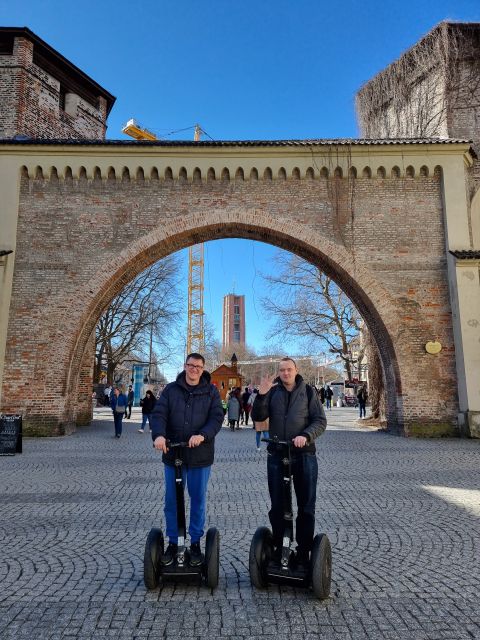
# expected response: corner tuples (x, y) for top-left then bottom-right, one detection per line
(251, 374), (326, 453)
(151, 370), (223, 467)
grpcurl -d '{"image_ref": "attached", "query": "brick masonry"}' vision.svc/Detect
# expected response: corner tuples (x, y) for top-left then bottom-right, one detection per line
(0, 161), (460, 437)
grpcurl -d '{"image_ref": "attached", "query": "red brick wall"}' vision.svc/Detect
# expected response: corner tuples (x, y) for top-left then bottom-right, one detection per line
(0, 36), (107, 140)
(0, 163), (459, 437)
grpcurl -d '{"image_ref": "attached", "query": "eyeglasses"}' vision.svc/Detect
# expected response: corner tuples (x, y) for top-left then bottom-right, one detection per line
(185, 363), (204, 371)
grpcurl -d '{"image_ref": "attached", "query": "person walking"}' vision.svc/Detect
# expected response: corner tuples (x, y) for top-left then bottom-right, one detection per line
(125, 385), (134, 419)
(138, 389), (156, 433)
(325, 384), (334, 410)
(104, 384), (112, 407)
(111, 385), (128, 438)
(252, 357), (326, 571)
(227, 388), (241, 431)
(254, 417), (269, 451)
(242, 387), (252, 426)
(151, 353), (223, 567)
(357, 384), (368, 418)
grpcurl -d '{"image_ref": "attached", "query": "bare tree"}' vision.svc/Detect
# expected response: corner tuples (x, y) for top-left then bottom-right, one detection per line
(261, 253), (364, 381)
(95, 256), (181, 384)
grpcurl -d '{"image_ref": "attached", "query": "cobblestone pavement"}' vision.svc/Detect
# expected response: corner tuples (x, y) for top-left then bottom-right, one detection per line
(1, 407), (479, 639)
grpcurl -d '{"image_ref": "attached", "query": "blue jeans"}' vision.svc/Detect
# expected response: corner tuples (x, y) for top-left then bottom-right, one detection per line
(359, 401), (366, 418)
(164, 464), (211, 544)
(113, 412), (123, 436)
(326, 398), (332, 409)
(141, 413), (152, 430)
(255, 430), (269, 447)
(267, 451), (318, 555)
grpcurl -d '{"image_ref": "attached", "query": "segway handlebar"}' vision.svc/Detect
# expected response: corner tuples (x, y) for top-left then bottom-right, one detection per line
(261, 436), (293, 447)
(167, 441), (189, 449)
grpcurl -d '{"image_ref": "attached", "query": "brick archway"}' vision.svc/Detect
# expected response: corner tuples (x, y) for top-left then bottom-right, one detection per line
(1, 148), (463, 437)
(63, 214), (404, 435)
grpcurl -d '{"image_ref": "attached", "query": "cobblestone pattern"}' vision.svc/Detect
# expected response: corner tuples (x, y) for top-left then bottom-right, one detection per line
(1, 408), (479, 639)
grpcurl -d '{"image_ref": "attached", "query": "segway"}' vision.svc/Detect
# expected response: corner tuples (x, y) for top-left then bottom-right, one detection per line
(249, 436), (331, 599)
(144, 441), (220, 590)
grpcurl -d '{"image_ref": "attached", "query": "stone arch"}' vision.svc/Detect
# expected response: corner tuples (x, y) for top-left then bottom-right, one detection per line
(107, 166), (116, 181)
(263, 167), (273, 181)
(178, 166), (188, 182)
(151, 167), (159, 181)
(50, 166), (59, 182)
(305, 167), (315, 180)
(362, 166), (372, 178)
(193, 167), (202, 183)
(136, 167), (145, 181)
(165, 167), (173, 181)
(419, 165), (429, 177)
(79, 166), (87, 181)
(235, 167), (244, 181)
(122, 167), (130, 182)
(349, 166), (357, 178)
(334, 167), (343, 178)
(51, 211), (405, 438)
(64, 166), (73, 181)
(278, 167), (287, 180)
(250, 167), (258, 181)
(93, 166), (102, 181)
(391, 166), (401, 178)
(207, 167), (216, 182)
(221, 167), (230, 182)
(292, 167), (301, 180)
(35, 165), (44, 179)
(434, 165), (443, 178)
(377, 166), (386, 178)
(405, 165), (415, 178)
(320, 167), (329, 178)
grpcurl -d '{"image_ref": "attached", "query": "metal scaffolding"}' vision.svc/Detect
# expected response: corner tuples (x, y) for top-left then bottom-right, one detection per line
(187, 243), (205, 355)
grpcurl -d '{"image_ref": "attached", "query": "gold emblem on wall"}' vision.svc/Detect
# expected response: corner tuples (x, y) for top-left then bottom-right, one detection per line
(425, 341), (442, 355)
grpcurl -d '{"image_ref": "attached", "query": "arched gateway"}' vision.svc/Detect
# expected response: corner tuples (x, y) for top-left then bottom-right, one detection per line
(0, 138), (478, 437)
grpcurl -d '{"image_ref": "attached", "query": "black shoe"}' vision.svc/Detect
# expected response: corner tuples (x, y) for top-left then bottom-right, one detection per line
(161, 542), (178, 566)
(189, 542), (203, 566)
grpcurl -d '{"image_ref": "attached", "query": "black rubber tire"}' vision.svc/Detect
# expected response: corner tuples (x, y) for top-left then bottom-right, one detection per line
(144, 528), (164, 590)
(311, 533), (332, 600)
(204, 527), (220, 589)
(249, 526), (272, 589)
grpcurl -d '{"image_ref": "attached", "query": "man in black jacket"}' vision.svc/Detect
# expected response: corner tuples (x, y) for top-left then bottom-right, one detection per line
(151, 353), (224, 567)
(251, 357), (326, 569)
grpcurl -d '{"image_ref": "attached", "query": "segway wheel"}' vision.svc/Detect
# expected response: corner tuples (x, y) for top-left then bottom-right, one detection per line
(204, 527), (220, 588)
(144, 528), (164, 590)
(311, 533), (332, 600)
(249, 526), (272, 589)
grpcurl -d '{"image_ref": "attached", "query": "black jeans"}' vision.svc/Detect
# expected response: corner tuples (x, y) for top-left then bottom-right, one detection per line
(125, 403), (132, 419)
(267, 451), (318, 555)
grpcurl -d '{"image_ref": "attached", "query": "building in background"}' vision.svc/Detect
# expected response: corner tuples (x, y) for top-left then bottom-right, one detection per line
(222, 294), (245, 349)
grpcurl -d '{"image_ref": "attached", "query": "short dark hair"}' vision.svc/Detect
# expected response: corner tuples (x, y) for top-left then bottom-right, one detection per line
(186, 352), (205, 365)
(280, 357), (297, 367)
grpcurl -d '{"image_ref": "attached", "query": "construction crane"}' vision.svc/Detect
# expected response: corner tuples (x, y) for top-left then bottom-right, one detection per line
(121, 119), (206, 357)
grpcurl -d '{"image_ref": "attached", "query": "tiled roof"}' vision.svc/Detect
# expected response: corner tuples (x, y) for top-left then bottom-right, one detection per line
(450, 250), (480, 260)
(0, 137), (473, 147)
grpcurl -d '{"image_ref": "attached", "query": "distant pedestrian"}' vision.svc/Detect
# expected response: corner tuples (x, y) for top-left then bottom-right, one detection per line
(111, 385), (128, 438)
(125, 385), (134, 419)
(227, 389), (241, 431)
(325, 385), (334, 410)
(254, 417), (269, 451)
(104, 384), (112, 406)
(319, 386), (325, 405)
(138, 390), (156, 433)
(242, 387), (251, 425)
(357, 385), (368, 418)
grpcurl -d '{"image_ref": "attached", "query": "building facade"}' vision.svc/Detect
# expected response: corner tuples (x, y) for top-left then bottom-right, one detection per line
(222, 294), (246, 350)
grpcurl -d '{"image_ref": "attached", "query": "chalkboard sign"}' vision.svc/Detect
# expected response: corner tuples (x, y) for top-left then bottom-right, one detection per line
(0, 414), (22, 455)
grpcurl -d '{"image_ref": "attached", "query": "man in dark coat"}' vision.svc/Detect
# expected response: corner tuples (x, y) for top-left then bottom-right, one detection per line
(151, 353), (223, 567)
(252, 357), (327, 570)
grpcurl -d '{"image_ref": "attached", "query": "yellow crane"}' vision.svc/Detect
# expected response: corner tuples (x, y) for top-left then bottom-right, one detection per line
(121, 120), (205, 356)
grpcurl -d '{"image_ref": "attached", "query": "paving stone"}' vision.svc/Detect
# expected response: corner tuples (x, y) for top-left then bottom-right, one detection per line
(0, 408), (479, 638)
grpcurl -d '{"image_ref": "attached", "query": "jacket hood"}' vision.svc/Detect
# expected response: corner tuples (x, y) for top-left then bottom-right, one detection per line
(273, 373), (304, 388)
(176, 369), (211, 389)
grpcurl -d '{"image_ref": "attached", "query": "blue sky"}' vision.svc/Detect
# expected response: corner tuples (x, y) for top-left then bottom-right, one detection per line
(3, 0), (479, 378)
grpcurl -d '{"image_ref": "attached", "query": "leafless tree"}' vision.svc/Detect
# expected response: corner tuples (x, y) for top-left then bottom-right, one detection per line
(95, 256), (181, 384)
(261, 253), (364, 381)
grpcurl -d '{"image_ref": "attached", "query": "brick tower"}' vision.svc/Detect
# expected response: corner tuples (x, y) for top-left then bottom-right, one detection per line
(0, 27), (115, 140)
